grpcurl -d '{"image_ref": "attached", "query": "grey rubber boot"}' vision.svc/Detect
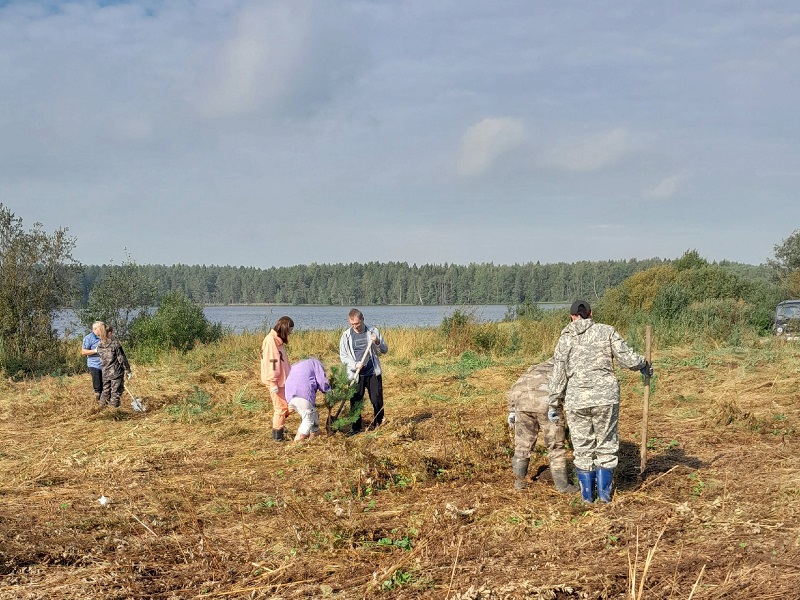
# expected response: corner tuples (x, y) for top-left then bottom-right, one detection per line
(272, 428), (285, 442)
(551, 466), (579, 493)
(512, 456), (530, 490)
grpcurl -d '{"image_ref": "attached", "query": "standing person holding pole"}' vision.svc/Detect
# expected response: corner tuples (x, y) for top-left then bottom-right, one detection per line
(339, 309), (388, 435)
(547, 300), (652, 504)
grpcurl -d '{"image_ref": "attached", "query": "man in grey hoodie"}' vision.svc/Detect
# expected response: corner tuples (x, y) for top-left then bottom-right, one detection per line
(547, 300), (651, 504)
(339, 308), (388, 434)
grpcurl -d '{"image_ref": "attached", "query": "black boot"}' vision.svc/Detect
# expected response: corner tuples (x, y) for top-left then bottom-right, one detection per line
(512, 456), (530, 490)
(551, 466), (579, 494)
(272, 428), (284, 442)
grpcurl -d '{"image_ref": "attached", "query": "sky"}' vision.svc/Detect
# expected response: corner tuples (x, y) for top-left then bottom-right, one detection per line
(2, 0), (799, 268)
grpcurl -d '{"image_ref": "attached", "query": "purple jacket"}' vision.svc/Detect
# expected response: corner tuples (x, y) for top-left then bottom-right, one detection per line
(285, 358), (330, 405)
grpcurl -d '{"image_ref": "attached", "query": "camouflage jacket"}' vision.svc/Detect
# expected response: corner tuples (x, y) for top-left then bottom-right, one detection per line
(548, 318), (645, 410)
(507, 360), (562, 414)
(97, 339), (131, 380)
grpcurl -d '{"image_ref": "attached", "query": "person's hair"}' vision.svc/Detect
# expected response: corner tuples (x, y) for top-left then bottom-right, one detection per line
(97, 322), (109, 343)
(273, 316), (294, 343)
(92, 320), (105, 331)
(348, 308), (364, 321)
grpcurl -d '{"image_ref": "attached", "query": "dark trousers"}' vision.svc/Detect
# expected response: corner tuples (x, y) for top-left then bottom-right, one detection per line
(89, 367), (103, 395)
(100, 376), (125, 408)
(350, 373), (384, 432)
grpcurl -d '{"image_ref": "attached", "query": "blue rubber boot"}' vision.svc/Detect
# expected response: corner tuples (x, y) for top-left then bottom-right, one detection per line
(596, 467), (614, 503)
(576, 469), (596, 504)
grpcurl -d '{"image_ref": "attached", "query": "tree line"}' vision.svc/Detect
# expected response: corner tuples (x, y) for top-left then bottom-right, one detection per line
(1, 202), (794, 376)
(77, 258), (764, 307)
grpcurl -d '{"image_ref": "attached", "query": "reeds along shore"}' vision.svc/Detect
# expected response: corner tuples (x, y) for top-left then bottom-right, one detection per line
(0, 324), (799, 599)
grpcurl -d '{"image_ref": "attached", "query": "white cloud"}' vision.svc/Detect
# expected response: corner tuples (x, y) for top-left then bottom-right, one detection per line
(199, 3), (312, 118)
(645, 173), (686, 200)
(456, 117), (526, 177)
(541, 128), (631, 172)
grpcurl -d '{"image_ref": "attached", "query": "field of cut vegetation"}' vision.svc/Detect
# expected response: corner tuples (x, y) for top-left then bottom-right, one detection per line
(1, 326), (799, 599)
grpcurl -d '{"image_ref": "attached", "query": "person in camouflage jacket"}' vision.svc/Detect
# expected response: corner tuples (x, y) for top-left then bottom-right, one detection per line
(96, 324), (132, 409)
(547, 300), (650, 504)
(507, 359), (578, 493)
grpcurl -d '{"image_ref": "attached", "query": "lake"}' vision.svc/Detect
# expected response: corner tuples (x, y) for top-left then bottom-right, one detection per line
(57, 303), (568, 337)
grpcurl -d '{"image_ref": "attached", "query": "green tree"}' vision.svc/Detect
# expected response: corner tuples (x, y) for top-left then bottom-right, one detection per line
(79, 255), (155, 341)
(0, 204), (80, 374)
(769, 229), (800, 297)
(674, 249), (708, 271)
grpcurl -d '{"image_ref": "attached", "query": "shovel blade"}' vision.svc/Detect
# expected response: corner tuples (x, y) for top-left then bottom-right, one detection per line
(130, 398), (146, 412)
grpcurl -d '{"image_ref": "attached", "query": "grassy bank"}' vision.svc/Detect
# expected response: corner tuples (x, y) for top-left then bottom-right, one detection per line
(1, 326), (799, 599)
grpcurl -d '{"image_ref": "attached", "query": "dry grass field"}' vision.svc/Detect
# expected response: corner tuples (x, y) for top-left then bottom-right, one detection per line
(1, 328), (799, 599)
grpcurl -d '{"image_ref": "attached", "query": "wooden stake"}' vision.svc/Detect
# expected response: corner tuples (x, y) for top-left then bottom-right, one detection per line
(639, 325), (653, 475)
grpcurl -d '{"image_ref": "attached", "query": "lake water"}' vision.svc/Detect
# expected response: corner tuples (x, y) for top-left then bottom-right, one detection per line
(57, 303), (568, 337)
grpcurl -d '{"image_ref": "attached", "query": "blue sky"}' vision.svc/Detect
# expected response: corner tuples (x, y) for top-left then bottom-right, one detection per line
(2, 1), (798, 267)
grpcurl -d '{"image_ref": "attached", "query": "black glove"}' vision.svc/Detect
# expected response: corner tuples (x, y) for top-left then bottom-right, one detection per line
(640, 362), (653, 382)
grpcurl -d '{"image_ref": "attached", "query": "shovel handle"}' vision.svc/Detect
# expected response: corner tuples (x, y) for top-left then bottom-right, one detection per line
(639, 325), (653, 474)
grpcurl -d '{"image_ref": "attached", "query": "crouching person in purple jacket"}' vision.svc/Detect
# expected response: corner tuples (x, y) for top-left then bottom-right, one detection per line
(285, 358), (331, 442)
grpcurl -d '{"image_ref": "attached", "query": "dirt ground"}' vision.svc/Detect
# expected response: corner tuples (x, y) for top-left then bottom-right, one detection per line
(1, 339), (799, 599)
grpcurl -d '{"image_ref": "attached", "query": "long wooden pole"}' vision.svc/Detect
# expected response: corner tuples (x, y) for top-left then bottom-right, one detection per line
(639, 325), (653, 475)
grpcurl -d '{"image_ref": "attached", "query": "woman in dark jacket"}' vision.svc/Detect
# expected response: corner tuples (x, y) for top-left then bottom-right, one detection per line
(96, 324), (131, 408)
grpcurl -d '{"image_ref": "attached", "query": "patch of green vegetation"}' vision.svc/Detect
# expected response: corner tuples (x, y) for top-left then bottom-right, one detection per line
(245, 496), (280, 512)
(164, 386), (217, 422)
(233, 385), (262, 411)
(646, 437), (679, 452)
(382, 569), (412, 591)
(689, 472), (706, 496)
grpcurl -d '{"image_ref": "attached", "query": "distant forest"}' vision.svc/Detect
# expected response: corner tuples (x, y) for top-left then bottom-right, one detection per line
(78, 259), (770, 307)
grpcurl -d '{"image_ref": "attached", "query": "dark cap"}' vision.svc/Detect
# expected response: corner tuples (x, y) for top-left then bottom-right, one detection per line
(569, 300), (591, 318)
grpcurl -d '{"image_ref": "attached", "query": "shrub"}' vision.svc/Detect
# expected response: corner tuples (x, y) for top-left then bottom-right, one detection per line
(130, 292), (223, 354)
(504, 301), (545, 322)
(439, 309), (475, 355)
(0, 204), (80, 376)
(652, 283), (690, 321)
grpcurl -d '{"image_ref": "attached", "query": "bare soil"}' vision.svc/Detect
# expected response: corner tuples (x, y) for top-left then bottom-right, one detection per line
(1, 340), (799, 599)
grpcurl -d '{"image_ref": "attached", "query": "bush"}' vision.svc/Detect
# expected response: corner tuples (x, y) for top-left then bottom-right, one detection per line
(504, 301), (545, 322)
(652, 283), (690, 321)
(130, 292), (223, 354)
(0, 204), (80, 376)
(439, 309), (475, 355)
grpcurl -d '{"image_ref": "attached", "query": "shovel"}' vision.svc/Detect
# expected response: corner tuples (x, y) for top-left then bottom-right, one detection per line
(125, 382), (146, 413)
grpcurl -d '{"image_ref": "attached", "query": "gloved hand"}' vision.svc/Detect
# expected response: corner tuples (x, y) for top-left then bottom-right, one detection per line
(126, 371), (132, 380)
(270, 386), (279, 394)
(640, 362), (653, 382)
(370, 332), (379, 345)
(547, 407), (560, 424)
(507, 412), (516, 427)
